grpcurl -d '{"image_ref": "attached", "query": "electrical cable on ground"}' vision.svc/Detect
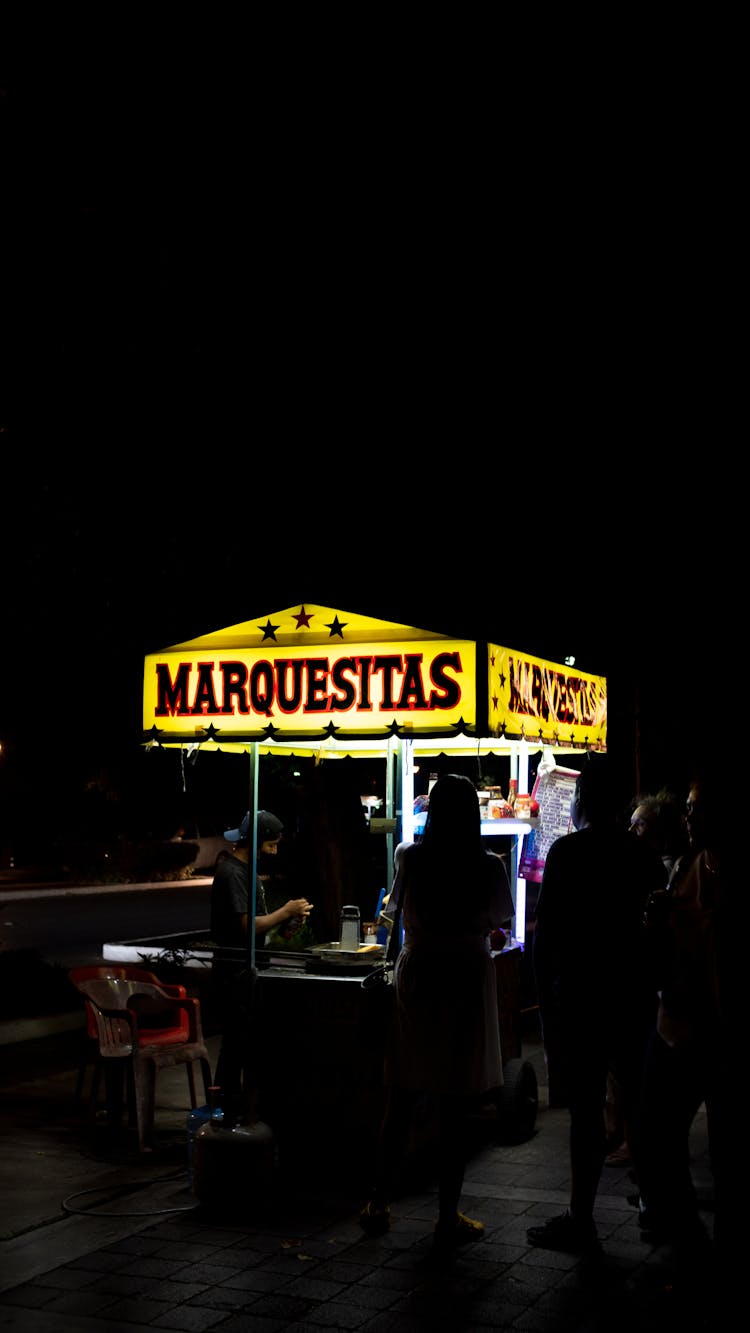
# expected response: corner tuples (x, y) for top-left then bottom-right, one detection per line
(62, 1171), (199, 1217)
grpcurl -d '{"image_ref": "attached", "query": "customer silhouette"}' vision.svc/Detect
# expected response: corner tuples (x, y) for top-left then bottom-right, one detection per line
(634, 757), (736, 1272)
(628, 788), (688, 883)
(604, 787), (688, 1167)
(359, 773), (514, 1250)
(527, 753), (663, 1253)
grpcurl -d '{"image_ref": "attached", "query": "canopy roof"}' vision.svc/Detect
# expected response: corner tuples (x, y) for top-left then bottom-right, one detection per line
(142, 603), (607, 759)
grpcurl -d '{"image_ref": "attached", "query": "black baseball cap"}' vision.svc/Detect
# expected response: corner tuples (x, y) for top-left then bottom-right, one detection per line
(224, 810), (284, 844)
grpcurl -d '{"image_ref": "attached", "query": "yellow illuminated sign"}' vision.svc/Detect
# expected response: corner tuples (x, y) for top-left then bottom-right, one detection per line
(488, 644), (607, 749)
(143, 638), (477, 740)
(142, 605), (607, 753)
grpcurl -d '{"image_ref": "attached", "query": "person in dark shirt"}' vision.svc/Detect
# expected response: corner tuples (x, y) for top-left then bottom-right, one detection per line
(634, 759), (736, 1277)
(526, 753), (664, 1254)
(210, 809), (313, 1112)
(604, 788), (688, 1167)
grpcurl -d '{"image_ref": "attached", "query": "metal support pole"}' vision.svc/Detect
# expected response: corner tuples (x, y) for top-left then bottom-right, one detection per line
(248, 742), (260, 969)
(385, 736), (397, 897)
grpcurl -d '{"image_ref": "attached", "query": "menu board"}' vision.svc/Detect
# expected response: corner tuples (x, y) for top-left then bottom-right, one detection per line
(518, 765), (579, 883)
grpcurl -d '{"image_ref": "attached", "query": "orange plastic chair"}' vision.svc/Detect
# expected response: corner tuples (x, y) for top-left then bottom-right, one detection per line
(68, 969), (212, 1152)
(69, 965), (190, 1108)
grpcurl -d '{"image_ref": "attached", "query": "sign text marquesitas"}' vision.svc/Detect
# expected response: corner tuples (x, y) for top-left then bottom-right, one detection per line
(143, 640), (478, 738)
(142, 617), (607, 750)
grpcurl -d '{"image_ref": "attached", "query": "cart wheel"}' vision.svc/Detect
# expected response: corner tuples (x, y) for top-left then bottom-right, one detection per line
(496, 1057), (538, 1143)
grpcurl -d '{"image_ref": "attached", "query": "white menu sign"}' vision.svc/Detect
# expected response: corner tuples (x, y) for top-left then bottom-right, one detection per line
(519, 765), (579, 883)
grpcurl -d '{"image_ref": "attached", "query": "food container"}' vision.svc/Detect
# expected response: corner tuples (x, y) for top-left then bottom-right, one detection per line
(486, 798), (513, 819)
(311, 942), (385, 964)
(307, 942), (386, 974)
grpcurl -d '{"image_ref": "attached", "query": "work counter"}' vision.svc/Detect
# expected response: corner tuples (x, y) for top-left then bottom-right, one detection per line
(101, 932), (535, 1176)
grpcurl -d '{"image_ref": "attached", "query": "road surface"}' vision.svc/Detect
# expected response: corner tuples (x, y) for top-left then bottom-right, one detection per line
(0, 881), (212, 969)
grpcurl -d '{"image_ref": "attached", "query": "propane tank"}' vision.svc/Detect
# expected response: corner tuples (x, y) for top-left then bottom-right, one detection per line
(193, 1111), (277, 1211)
(186, 1086), (223, 1191)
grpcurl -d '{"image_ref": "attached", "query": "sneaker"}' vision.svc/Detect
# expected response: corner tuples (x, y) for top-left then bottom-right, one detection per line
(526, 1211), (598, 1253)
(359, 1200), (391, 1236)
(434, 1211), (485, 1249)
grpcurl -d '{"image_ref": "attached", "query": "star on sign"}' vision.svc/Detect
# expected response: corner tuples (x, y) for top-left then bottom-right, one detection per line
(293, 606), (313, 629)
(258, 620), (280, 642)
(325, 615), (347, 638)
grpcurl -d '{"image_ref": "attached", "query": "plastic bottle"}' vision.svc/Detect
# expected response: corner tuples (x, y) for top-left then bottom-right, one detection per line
(186, 1085), (223, 1190)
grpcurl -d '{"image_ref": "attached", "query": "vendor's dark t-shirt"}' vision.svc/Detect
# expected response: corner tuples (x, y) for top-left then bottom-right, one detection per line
(210, 855), (268, 949)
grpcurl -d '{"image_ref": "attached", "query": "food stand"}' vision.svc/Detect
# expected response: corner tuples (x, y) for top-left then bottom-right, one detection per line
(136, 603), (607, 1155)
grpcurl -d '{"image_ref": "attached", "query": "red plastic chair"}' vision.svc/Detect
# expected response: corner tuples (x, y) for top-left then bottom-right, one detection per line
(68, 968), (212, 1152)
(69, 965), (189, 1107)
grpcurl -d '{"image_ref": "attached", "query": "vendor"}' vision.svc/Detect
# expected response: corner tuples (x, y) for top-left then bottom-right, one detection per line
(210, 809), (313, 1111)
(211, 809), (313, 948)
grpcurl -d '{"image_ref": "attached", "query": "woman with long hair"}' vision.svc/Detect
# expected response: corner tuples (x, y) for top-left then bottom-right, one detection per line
(360, 773), (514, 1250)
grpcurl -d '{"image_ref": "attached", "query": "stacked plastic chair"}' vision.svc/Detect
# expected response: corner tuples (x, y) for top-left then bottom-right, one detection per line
(68, 966), (212, 1152)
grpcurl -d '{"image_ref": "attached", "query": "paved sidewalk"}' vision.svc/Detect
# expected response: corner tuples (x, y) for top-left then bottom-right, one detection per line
(0, 1014), (721, 1332)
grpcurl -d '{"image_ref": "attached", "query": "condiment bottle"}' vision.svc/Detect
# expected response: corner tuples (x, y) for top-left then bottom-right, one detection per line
(515, 792), (532, 819)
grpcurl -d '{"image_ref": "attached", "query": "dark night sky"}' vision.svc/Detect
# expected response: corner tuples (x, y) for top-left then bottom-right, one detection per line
(0, 48), (735, 850)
